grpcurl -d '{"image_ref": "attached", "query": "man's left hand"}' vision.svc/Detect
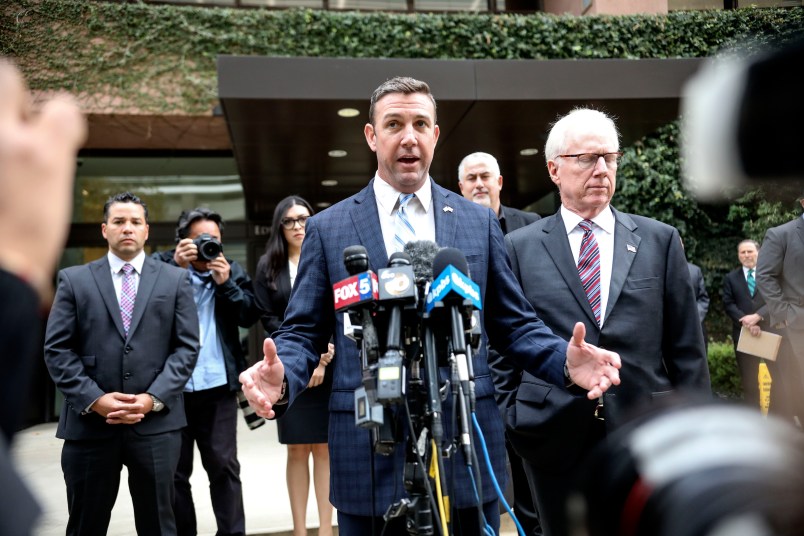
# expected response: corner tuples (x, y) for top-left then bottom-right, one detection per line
(208, 254), (230, 285)
(566, 322), (622, 400)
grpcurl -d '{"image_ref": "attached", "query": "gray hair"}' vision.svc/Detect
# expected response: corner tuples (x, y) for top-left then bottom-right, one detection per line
(544, 108), (620, 165)
(458, 152), (501, 182)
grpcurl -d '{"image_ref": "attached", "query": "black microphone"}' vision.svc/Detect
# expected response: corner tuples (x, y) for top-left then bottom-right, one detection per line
(339, 246), (383, 431)
(404, 240), (440, 287)
(402, 240), (446, 451)
(375, 252), (416, 404)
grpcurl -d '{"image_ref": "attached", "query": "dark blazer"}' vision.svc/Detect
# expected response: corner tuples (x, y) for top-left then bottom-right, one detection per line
(500, 204), (540, 235)
(723, 267), (769, 346)
(44, 255), (200, 439)
(0, 270), (42, 535)
(254, 256), (292, 337)
(153, 251), (260, 390)
(271, 179), (569, 516)
(505, 208), (711, 430)
(757, 216), (804, 333)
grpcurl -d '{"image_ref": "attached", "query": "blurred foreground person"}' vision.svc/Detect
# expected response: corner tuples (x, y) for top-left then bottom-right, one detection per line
(0, 58), (86, 535)
(572, 399), (804, 536)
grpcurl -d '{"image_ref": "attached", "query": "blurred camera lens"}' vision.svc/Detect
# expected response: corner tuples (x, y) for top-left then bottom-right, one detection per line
(193, 233), (223, 261)
(236, 391), (265, 431)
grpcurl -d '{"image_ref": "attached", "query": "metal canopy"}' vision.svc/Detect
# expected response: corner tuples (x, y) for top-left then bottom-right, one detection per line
(218, 55), (703, 221)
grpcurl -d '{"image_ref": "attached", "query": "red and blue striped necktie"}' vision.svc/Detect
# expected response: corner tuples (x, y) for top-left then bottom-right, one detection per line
(578, 220), (602, 326)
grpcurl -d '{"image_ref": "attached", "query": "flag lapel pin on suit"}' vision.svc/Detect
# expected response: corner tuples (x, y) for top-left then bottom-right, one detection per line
(627, 244), (637, 253)
(443, 206), (453, 213)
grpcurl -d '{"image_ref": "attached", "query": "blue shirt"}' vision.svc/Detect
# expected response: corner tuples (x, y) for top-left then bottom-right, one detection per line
(184, 267), (227, 392)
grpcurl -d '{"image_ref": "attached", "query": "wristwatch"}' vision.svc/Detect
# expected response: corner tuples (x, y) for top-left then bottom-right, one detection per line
(149, 394), (165, 412)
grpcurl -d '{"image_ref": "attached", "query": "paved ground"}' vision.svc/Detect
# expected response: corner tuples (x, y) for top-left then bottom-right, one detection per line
(11, 418), (518, 535)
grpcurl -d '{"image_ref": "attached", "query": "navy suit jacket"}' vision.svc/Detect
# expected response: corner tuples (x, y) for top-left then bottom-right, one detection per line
(505, 208), (710, 430)
(44, 255), (200, 440)
(272, 179), (568, 516)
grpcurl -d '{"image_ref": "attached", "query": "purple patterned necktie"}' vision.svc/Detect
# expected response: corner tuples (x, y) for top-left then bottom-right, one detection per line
(120, 263), (137, 334)
(577, 220), (602, 326)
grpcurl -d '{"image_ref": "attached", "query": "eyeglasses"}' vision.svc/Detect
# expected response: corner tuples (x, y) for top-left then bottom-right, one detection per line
(558, 152), (622, 170)
(280, 216), (309, 230)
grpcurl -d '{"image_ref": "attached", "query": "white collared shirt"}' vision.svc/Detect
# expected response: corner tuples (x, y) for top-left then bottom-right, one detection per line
(108, 250), (145, 306)
(742, 265), (755, 281)
(373, 174), (436, 258)
(561, 205), (615, 326)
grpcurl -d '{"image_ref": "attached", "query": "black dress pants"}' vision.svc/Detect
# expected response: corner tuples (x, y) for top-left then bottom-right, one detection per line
(174, 385), (245, 536)
(62, 427), (181, 536)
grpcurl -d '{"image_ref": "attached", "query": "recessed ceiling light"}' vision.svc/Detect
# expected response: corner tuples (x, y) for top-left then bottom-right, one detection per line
(316, 201), (332, 208)
(321, 179), (338, 187)
(328, 149), (347, 158)
(337, 108), (360, 118)
(520, 148), (539, 156)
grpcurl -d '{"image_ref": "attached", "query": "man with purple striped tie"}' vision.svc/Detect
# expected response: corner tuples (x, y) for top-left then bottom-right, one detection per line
(44, 192), (199, 535)
(503, 108), (710, 536)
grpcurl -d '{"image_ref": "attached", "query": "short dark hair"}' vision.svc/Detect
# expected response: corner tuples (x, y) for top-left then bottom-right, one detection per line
(175, 207), (224, 243)
(368, 76), (437, 126)
(103, 192), (148, 223)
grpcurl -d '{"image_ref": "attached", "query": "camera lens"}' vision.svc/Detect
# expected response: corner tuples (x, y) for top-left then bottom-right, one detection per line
(193, 233), (223, 262)
(199, 240), (221, 261)
(236, 391), (265, 430)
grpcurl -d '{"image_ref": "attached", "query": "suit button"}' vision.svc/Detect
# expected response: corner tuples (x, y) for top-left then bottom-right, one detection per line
(123, 372), (132, 380)
(125, 346), (132, 353)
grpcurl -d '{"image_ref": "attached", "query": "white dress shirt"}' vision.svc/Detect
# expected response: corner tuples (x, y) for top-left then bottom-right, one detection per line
(560, 205), (615, 326)
(373, 174), (436, 258)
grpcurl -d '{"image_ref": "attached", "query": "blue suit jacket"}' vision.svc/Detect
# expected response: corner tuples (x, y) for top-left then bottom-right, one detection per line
(273, 179), (568, 515)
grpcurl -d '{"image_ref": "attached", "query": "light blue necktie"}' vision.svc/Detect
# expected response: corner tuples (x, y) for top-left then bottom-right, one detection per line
(394, 193), (416, 252)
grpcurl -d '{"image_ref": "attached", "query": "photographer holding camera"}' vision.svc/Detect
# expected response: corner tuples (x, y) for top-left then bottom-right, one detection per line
(153, 207), (261, 536)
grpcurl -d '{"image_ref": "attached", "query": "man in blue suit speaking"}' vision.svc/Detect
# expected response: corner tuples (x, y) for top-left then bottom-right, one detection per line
(240, 77), (621, 535)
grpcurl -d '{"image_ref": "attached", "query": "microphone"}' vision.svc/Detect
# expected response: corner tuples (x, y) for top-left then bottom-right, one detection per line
(375, 252), (417, 403)
(333, 246), (379, 313)
(426, 248), (481, 462)
(402, 240), (446, 451)
(336, 246), (383, 430)
(404, 240), (440, 286)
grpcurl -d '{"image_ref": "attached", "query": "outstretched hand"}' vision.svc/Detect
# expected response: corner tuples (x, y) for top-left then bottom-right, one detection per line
(239, 338), (285, 419)
(566, 322), (621, 400)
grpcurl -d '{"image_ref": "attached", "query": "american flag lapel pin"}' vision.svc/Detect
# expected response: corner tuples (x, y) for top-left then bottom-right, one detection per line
(627, 244), (637, 253)
(443, 206), (453, 213)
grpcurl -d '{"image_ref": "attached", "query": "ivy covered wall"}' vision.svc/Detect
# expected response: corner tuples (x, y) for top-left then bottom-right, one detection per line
(1, 0), (802, 114)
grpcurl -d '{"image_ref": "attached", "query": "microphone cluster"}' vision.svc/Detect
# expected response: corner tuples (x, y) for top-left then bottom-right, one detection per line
(331, 241), (482, 444)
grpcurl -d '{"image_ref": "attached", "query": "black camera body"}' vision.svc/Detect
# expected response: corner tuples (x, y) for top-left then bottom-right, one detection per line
(193, 233), (223, 261)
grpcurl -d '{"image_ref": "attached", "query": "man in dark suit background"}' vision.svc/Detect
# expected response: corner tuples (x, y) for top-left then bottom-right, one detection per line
(240, 77), (622, 536)
(457, 151), (540, 233)
(0, 58), (86, 536)
(504, 107), (710, 536)
(44, 192), (200, 535)
(757, 193), (804, 426)
(458, 150), (542, 536)
(722, 239), (776, 411)
(152, 207), (260, 536)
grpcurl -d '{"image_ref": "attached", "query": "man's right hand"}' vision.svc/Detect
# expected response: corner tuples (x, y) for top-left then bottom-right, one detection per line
(239, 338), (286, 419)
(91, 392), (145, 424)
(173, 238), (198, 268)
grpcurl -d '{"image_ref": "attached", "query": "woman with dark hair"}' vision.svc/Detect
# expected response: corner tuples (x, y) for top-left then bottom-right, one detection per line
(254, 195), (334, 536)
